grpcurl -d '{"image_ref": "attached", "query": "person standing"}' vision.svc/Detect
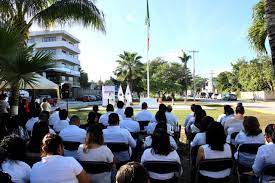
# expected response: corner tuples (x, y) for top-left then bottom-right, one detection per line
(40, 98), (51, 112)
(0, 94), (10, 128)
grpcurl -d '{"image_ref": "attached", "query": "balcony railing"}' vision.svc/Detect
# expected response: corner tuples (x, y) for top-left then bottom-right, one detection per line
(33, 41), (80, 54)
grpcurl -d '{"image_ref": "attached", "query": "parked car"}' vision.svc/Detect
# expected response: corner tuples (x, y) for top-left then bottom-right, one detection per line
(38, 95), (58, 106)
(82, 95), (97, 102)
(222, 94), (237, 101)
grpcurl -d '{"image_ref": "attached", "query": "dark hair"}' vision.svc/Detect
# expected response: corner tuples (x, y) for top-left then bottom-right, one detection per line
(265, 124), (275, 138)
(206, 122), (226, 151)
(235, 106), (245, 115)
(0, 134), (26, 161)
(151, 128), (172, 155)
(141, 102), (148, 109)
(106, 104), (114, 112)
(32, 108), (41, 118)
(28, 121), (49, 153)
(158, 104), (167, 112)
(43, 98), (47, 102)
(191, 104), (196, 112)
(167, 105), (172, 112)
(155, 111), (167, 123)
(194, 109), (206, 128)
(108, 113), (119, 125)
(59, 109), (68, 120)
(237, 102), (243, 107)
(243, 116), (262, 136)
(87, 111), (98, 125)
(6, 115), (22, 132)
(155, 122), (167, 132)
(40, 111), (50, 121)
(83, 125), (104, 153)
(116, 162), (149, 183)
(93, 105), (99, 112)
(125, 107), (134, 118)
(226, 107), (234, 116)
(194, 105), (202, 113)
(70, 115), (80, 125)
(200, 116), (214, 132)
(41, 133), (63, 157)
(117, 101), (125, 109)
(223, 105), (231, 114)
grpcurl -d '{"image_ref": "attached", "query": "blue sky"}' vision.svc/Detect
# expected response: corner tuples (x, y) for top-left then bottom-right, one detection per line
(32, 0), (260, 81)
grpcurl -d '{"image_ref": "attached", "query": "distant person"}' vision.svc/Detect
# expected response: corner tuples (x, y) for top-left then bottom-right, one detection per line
(25, 109), (40, 132)
(217, 105), (231, 123)
(30, 134), (90, 183)
(116, 162), (149, 183)
(49, 108), (61, 127)
(0, 135), (31, 183)
(120, 107), (140, 133)
(190, 109), (206, 134)
(185, 105), (203, 133)
(93, 105), (101, 119)
(135, 102), (154, 122)
(103, 113), (136, 162)
(77, 125), (114, 183)
(0, 94), (10, 126)
(53, 109), (69, 133)
(115, 101), (126, 119)
(99, 104), (122, 127)
(80, 111), (99, 130)
(40, 98), (51, 112)
(165, 105), (178, 126)
(184, 104), (195, 128)
(6, 115), (29, 141)
(147, 111), (173, 135)
(221, 107), (234, 126)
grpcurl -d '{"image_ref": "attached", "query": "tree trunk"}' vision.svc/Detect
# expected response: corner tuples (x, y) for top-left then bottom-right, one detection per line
(11, 84), (20, 115)
(266, 0), (275, 75)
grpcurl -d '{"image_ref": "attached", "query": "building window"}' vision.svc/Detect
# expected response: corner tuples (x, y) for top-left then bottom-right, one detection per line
(62, 38), (67, 42)
(42, 37), (56, 42)
(28, 38), (35, 43)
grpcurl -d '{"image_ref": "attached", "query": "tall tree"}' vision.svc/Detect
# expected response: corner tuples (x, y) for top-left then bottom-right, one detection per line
(0, 24), (54, 115)
(0, 0), (105, 42)
(216, 72), (232, 92)
(79, 69), (90, 88)
(178, 50), (192, 102)
(114, 51), (143, 92)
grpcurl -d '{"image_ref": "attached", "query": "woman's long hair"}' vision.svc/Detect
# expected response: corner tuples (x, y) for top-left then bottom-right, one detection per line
(83, 125), (104, 153)
(206, 122), (226, 151)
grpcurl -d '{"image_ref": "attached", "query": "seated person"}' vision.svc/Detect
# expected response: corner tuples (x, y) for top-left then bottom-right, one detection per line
(0, 135), (31, 183)
(99, 104), (122, 127)
(190, 109), (206, 134)
(115, 101), (126, 119)
(221, 107), (234, 126)
(147, 111), (172, 135)
(141, 128), (181, 181)
(48, 108), (60, 127)
(184, 104), (195, 128)
(92, 105), (102, 119)
(135, 102), (154, 122)
(217, 105), (231, 123)
(252, 124), (275, 182)
(197, 122), (232, 179)
(53, 109), (69, 133)
(25, 109), (40, 132)
(59, 115), (86, 157)
(77, 124), (114, 183)
(234, 116), (265, 167)
(30, 134), (90, 183)
(191, 116), (214, 147)
(103, 113), (136, 162)
(185, 105), (203, 134)
(6, 116), (29, 141)
(144, 122), (177, 150)
(116, 162), (149, 183)
(165, 105), (178, 126)
(120, 107), (140, 133)
(80, 111), (99, 130)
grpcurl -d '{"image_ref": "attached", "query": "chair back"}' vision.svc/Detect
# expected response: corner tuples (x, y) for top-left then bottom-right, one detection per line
(197, 158), (234, 172)
(259, 164), (275, 183)
(105, 143), (129, 153)
(143, 161), (181, 174)
(63, 141), (81, 151)
(79, 161), (112, 174)
(138, 121), (150, 131)
(130, 132), (139, 139)
(237, 143), (263, 154)
(230, 132), (239, 140)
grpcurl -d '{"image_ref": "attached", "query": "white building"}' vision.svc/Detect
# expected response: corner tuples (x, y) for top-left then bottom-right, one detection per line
(28, 30), (81, 93)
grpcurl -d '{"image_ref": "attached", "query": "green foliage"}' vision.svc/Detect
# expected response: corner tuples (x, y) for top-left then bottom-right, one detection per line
(79, 69), (90, 88)
(193, 76), (207, 93)
(216, 72), (232, 92)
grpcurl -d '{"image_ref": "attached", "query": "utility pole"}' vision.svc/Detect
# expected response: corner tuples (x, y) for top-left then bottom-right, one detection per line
(188, 50), (199, 101)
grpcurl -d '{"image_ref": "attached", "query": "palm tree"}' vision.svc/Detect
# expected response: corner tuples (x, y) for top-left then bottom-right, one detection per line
(114, 51), (143, 93)
(179, 50), (192, 103)
(0, 0), (105, 42)
(0, 24), (54, 115)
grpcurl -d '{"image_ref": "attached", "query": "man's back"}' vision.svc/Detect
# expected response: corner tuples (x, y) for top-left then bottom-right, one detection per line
(120, 118), (140, 133)
(59, 125), (86, 143)
(135, 110), (153, 121)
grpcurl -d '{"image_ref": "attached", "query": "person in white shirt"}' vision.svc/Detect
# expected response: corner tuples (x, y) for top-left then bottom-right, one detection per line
(0, 94), (10, 115)
(25, 109), (40, 132)
(77, 124), (114, 183)
(115, 101), (126, 119)
(197, 122), (232, 179)
(49, 108), (60, 127)
(234, 116), (265, 167)
(120, 107), (140, 133)
(185, 105), (203, 134)
(135, 102), (154, 122)
(0, 135), (31, 183)
(221, 107), (234, 126)
(99, 104), (122, 127)
(60, 115), (86, 158)
(103, 113), (136, 162)
(184, 104), (195, 128)
(40, 98), (51, 112)
(141, 128), (181, 181)
(116, 162), (149, 183)
(53, 109), (69, 133)
(190, 109), (206, 134)
(217, 105), (231, 123)
(30, 133), (90, 183)
(147, 111), (173, 135)
(165, 105), (178, 126)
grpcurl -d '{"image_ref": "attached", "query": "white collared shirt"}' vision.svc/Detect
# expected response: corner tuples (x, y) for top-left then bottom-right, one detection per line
(30, 155), (83, 183)
(120, 118), (140, 132)
(2, 160), (31, 183)
(49, 111), (59, 126)
(191, 132), (206, 147)
(59, 125), (86, 143)
(135, 110), (154, 122)
(99, 112), (123, 126)
(224, 117), (244, 136)
(184, 112), (194, 127)
(115, 108), (126, 119)
(53, 119), (69, 132)
(141, 148), (181, 180)
(25, 117), (39, 132)
(185, 117), (195, 133)
(147, 122), (173, 135)
(165, 112), (178, 126)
